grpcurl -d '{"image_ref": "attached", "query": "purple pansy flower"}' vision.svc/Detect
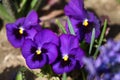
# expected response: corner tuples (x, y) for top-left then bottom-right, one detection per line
(83, 40), (120, 80)
(6, 10), (41, 48)
(64, 0), (100, 43)
(22, 29), (59, 69)
(52, 34), (84, 74)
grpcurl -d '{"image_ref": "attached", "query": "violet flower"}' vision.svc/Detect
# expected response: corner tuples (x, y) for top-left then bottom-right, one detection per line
(22, 29), (59, 69)
(52, 34), (84, 74)
(64, 0), (100, 43)
(6, 10), (41, 48)
(83, 40), (120, 80)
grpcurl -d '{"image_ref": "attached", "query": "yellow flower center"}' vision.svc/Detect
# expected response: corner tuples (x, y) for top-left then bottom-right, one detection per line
(36, 49), (41, 55)
(19, 27), (24, 34)
(83, 19), (88, 27)
(63, 55), (69, 61)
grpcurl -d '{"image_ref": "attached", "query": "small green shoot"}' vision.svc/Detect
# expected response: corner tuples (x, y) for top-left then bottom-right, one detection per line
(94, 19), (107, 59)
(56, 19), (67, 34)
(67, 18), (75, 35)
(62, 73), (67, 80)
(89, 28), (95, 55)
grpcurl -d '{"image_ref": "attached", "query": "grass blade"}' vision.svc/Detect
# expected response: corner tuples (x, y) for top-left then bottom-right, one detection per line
(62, 73), (67, 80)
(0, 4), (15, 22)
(67, 18), (75, 35)
(56, 19), (67, 34)
(15, 71), (23, 80)
(94, 19), (107, 59)
(33, 0), (42, 11)
(18, 0), (27, 12)
(89, 28), (95, 55)
(2, 0), (17, 19)
(30, 0), (38, 9)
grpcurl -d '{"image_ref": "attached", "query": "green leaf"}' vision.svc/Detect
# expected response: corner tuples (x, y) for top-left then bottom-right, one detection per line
(32, 0), (42, 11)
(41, 65), (53, 75)
(62, 73), (67, 80)
(0, 4), (15, 22)
(2, 0), (17, 19)
(18, 0), (27, 12)
(15, 72), (23, 80)
(55, 19), (67, 34)
(94, 19), (107, 59)
(30, 0), (38, 9)
(67, 17), (75, 35)
(89, 28), (95, 55)
(81, 70), (86, 80)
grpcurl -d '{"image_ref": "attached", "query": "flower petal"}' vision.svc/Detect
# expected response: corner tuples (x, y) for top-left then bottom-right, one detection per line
(85, 32), (92, 43)
(42, 43), (58, 64)
(60, 34), (79, 54)
(32, 24), (42, 32)
(52, 58), (76, 74)
(6, 23), (24, 48)
(64, 0), (86, 20)
(34, 29), (59, 47)
(15, 17), (25, 26)
(70, 48), (85, 67)
(22, 39), (37, 58)
(24, 10), (39, 29)
(87, 12), (100, 38)
(26, 54), (47, 69)
(25, 28), (38, 40)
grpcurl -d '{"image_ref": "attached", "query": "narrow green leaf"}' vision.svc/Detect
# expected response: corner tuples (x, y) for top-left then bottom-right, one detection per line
(67, 18), (75, 35)
(30, 0), (38, 9)
(2, 0), (17, 19)
(89, 28), (95, 54)
(62, 73), (67, 80)
(0, 4), (15, 22)
(56, 19), (67, 34)
(94, 19), (107, 59)
(18, 0), (29, 17)
(32, 0), (42, 11)
(18, 0), (27, 12)
(15, 72), (23, 80)
(81, 70), (86, 80)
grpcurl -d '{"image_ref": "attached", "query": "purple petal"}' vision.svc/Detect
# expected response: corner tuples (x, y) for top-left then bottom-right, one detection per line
(64, 0), (86, 20)
(60, 34), (79, 54)
(70, 48), (85, 66)
(32, 24), (42, 32)
(82, 57), (96, 75)
(26, 54), (47, 69)
(52, 58), (76, 74)
(78, 26), (86, 42)
(6, 23), (24, 48)
(84, 12), (100, 43)
(34, 29), (59, 47)
(85, 32), (92, 43)
(24, 10), (39, 29)
(87, 12), (100, 38)
(15, 17), (25, 26)
(25, 28), (38, 40)
(42, 43), (58, 64)
(22, 39), (37, 58)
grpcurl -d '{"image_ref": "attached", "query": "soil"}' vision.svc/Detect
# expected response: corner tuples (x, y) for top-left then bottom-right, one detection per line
(0, 0), (120, 80)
